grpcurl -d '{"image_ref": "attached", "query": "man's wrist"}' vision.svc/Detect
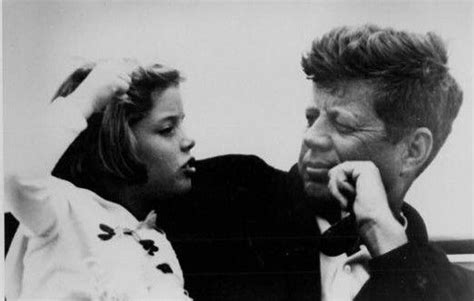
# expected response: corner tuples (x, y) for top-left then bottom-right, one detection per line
(360, 216), (408, 257)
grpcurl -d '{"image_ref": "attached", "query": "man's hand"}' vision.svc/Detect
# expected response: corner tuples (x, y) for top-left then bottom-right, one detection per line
(328, 161), (408, 256)
(67, 60), (135, 117)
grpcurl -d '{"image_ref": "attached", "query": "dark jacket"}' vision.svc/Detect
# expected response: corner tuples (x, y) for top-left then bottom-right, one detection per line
(157, 154), (474, 300)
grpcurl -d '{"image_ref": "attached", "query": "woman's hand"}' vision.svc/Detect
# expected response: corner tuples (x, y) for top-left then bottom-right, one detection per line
(68, 60), (135, 117)
(328, 161), (408, 256)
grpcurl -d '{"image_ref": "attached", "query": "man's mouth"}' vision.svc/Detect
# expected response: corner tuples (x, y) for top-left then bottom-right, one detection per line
(302, 162), (334, 183)
(305, 166), (330, 183)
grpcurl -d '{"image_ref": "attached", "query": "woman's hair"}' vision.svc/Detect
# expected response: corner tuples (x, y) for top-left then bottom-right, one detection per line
(301, 24), (463, 172)
(51, 61), (183, 200)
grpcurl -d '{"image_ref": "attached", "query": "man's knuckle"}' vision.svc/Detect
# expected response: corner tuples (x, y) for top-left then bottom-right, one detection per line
(363, 161), (378, 171)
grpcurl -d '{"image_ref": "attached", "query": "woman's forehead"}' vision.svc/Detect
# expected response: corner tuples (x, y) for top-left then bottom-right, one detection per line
(142, 86), (184, 122)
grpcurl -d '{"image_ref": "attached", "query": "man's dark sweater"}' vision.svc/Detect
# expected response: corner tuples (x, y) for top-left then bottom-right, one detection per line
(156, 155), (474, 300)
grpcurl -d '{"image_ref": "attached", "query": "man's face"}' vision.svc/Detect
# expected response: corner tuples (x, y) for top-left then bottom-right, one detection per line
(298, 81), (403, 205)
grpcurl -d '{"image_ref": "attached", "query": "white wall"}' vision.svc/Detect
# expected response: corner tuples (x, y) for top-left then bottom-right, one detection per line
(3, 0), (473, 239)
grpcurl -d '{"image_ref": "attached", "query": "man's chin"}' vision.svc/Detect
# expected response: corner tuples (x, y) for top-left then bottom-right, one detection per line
(304, 181), (329, 198)
(303, 181), (338, 211)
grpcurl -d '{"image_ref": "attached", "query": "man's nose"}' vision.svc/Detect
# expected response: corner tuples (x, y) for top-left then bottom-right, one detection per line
(302, 118), (332, 151)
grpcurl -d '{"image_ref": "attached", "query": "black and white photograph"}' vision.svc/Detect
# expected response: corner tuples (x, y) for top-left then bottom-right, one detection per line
(2, 0), (473, 300)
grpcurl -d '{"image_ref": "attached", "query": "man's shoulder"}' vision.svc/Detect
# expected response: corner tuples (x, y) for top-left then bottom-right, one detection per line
(196, 154), (275, 171)
(194, 154), (288, 183)
(189, 154), (297, 221)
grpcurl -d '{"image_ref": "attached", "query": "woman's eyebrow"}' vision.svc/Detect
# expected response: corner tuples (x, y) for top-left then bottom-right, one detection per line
(155, 113), (185, 122)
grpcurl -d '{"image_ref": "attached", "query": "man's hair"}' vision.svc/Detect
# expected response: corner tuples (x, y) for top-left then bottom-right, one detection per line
(51, 61), (183, 200)
(301, 24), (463, 172)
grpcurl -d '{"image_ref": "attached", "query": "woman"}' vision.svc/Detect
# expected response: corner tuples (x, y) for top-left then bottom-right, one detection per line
(5, 60), (195, 300)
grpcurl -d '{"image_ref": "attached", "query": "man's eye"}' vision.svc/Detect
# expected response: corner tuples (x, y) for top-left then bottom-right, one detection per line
(335, 122), (355, 134)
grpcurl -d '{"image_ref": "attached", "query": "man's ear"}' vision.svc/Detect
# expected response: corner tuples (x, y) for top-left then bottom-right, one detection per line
(400, 127), (433, 177)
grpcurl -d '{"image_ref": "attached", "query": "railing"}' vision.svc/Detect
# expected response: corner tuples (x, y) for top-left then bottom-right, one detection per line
(433, 239), (474, 271)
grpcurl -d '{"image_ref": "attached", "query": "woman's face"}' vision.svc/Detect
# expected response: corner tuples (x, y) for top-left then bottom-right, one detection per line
(131, 85), (196, 200)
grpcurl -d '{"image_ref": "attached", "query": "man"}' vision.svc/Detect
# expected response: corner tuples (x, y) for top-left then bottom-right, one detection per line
(156, 24), (473, 300)
(298, 24), (471, 300)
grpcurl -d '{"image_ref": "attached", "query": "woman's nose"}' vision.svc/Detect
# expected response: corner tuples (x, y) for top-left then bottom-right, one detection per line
(180, 135), (196, 152)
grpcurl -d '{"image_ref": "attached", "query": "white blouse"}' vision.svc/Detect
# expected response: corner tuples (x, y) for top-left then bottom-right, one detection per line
(5, 98), (191, 300)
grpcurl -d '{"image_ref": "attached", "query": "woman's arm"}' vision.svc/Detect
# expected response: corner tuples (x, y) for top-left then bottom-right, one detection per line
(5, 61), (132, 236)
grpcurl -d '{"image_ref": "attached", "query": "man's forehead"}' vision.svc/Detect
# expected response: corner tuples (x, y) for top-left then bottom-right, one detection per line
(310, 81), (376, 113)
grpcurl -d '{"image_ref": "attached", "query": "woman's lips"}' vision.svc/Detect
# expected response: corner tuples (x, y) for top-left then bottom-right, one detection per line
(182, 158), (196, 176)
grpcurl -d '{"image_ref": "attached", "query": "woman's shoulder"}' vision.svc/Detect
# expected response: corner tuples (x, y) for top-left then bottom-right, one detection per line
(35, 176), (139, 232)
(64, 178), (137, 218)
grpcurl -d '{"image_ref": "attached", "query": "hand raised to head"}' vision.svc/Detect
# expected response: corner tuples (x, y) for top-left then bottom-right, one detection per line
(68, 59), (137, 117)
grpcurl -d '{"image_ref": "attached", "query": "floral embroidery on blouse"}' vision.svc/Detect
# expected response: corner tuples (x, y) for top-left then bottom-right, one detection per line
(97, 210), (161, 256)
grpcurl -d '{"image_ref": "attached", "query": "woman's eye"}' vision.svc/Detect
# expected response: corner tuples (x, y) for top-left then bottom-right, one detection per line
(158, 126), (175, 135)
